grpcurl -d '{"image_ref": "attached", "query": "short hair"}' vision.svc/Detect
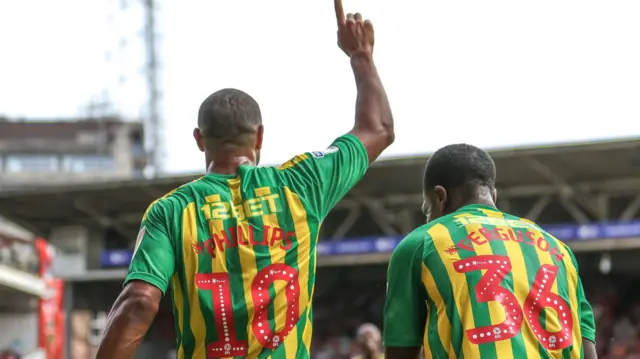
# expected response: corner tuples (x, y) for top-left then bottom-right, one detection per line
(423, 144), (496, 194)
(197, 88), (262, 143)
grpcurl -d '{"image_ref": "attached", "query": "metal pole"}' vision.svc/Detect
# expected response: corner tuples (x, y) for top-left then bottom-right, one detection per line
(143, 0), (163, 177)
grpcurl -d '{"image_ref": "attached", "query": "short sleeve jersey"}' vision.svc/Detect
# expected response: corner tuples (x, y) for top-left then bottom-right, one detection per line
(125, 134), (369, 359)
(384, 204), (596, 359)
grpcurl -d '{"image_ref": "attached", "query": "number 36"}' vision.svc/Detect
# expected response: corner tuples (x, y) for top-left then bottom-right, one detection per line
(454, 255), (573, 350)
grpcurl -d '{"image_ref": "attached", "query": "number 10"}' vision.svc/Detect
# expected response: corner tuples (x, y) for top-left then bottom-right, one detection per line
(195, 263), (300, 358)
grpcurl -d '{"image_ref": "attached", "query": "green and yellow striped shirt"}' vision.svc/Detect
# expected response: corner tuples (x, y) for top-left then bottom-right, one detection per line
(384, 204), (596, 359)
(125, 134), (370, 359)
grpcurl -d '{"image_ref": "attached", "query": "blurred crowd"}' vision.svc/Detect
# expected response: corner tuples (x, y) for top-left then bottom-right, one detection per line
(0, 341), (23, 359)
(311, 320), (374, 359)
(590, 278), (640, 359)
(0, 351), (20, 359)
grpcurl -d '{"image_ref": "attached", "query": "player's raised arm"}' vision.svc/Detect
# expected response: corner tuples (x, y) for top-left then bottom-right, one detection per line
(335, 0), (395, 163)
(274, 1), (394, 220)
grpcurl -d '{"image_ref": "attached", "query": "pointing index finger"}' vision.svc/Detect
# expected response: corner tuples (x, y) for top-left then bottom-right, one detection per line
(334, 0), (345, 26)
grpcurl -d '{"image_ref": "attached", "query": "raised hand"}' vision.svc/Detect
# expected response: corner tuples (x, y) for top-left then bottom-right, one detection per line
(334, 0), (374, 57)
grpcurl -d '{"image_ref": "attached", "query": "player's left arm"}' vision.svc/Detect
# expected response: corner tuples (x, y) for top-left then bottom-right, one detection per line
(384, 232), (426, 359)
(278, 134), (370, 220)
(565, 245), (597, 352)
(96, 200), (176, 359)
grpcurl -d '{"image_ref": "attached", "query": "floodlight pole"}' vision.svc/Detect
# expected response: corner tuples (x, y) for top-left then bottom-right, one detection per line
(143, 0), (163, 177)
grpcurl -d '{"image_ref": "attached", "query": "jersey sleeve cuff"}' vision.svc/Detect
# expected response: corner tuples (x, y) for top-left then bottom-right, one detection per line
(124, 272), (169, 295)
(335, 134), (369, 166)
(581, 327), (596, 344)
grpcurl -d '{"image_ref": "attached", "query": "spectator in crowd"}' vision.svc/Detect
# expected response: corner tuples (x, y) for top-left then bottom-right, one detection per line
(353, 323), (384, 359)
(0, 340), (22, 359)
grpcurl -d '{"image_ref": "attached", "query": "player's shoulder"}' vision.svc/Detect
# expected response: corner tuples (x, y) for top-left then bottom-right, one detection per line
(399, 228), (426, 247)
(403, 222), (436, 243)
(234, 164), (292, 190)
(502, 210), (570, 245)
(276, 133), (366, 171)
(237, 165), (312, 196)
(417, 214), (460, 240)
(143, 175), (209, 219)
(166, 175), (209, 198)
(393, 223), (434, 261)
(398, 216), (455, 249)
(502, 210), (577, 259)
(409, 213), (480, 257)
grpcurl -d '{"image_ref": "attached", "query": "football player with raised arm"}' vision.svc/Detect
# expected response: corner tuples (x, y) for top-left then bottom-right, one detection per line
(96, 1), (394, 358)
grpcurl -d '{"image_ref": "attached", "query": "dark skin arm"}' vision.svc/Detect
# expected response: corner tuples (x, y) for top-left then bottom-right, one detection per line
(583, 338), (598, 359)
(386, 338), (598, 359)
(334, 0), (395, 164)
(95, 281), (162, 359)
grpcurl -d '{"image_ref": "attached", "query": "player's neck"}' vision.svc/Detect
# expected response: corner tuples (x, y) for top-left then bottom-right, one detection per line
(461, 195), (496, 209)
(455, 186), (497, 210)
(205, 148), (257, 175)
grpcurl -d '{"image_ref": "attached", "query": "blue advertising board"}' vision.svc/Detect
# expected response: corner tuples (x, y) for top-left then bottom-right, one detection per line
(101, 220), (640, 267)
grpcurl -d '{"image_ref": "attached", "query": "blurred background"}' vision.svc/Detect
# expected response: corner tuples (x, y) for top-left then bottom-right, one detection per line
(1, 0), (640, 358)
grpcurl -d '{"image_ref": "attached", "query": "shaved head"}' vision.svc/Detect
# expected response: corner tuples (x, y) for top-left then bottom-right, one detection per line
(197, 88), (262, 145)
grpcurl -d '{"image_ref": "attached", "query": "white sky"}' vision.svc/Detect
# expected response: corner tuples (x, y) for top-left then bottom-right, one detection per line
(1, 0), (639, 174)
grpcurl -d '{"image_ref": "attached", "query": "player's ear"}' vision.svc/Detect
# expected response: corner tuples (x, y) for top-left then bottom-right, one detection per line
(434, 185), (448, 214)
(193, 128), (205, 152)
(255, 125), (264, 150)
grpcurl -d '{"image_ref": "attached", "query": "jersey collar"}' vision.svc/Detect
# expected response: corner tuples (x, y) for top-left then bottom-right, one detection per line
(454, 203), (498, 213)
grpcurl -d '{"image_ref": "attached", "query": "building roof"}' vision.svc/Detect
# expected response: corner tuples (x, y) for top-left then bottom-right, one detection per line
(359, 136), (640, 197)
(0, 118), (141, 141)
(0, 137), (639, 236)
(0, 217), (34, 242)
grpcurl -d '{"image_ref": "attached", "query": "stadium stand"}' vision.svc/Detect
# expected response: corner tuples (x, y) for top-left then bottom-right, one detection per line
(0, 137), (640, 358)
(0, 221), (52, 359)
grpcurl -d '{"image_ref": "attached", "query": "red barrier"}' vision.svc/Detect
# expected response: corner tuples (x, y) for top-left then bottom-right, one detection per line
(35, 239), (65, 359)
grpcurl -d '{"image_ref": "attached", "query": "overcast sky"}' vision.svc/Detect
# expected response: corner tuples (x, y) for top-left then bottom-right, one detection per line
(1, 0), (639, 174)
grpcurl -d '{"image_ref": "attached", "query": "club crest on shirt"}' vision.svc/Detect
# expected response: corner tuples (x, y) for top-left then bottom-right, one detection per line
(444, 245), (459, 255)
(311, 146), (339, 158)
(133, 226), (146, 257)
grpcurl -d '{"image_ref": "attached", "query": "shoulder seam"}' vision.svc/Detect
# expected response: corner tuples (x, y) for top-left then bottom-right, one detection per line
(143, 175), (206, 219)
(157, 175), (207, 201)
(277, 154), (311, 171)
